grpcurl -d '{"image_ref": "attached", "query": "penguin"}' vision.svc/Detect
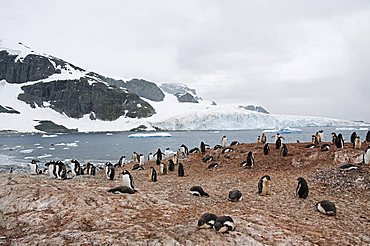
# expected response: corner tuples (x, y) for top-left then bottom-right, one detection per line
(45, 160), (56, 178)
(312, 135), (319, 145)
(354, 136), (361, 149)
(86, 162), (96, 175)
(9, 167), (14, 174)
(364, 145), (370, 165)
(213, 216), (235, 233)
(156, 159), (161, 165)
(70, 159), (81, 176)
(261, 133), (267, 144)
(257, 135), (261, 144)
(296, 177), (309, 199)
(316, 200), (336, 216)
(121, 170), (135, 190)
(230, 141), (239, 146)
(202, 155), (214, 163)
(29, 159), (40, 175)
(148, 153), (154, 161)
(200, 142), (206, 153)
(189, 147), (200, 154)
(55, 161), (67, 179)
(331, 132), (338, 145)
(281, 144), (288, 157)
(305, 143), (316, 149)
(321, 143), (330, 151)
(107, 186), (135, 194)
(350, 132), (357, 147)
(336, 133), (344, 149)
(132, 163), (144, 171)
(160, 162), (167, 175)
(222, 147), (233, 153)
(197, 213), (218, 229)
(207, 162), (218, 169)
(241, 151), (254, 168)
(178, 162), (185, 177)
(189, 186), (209, 197)
(132, 151), (138, 162)
(221, 136), (228, 147)
(263, 143), (270, 155)
(154, 148), (164, 163)
(339, 163), (359, 171)
(105, 162), (115, 180)
(318, 130), (324, 142)
(168, 159), (175, 171)
(180, 144), (189, 156)
(139, 154), (145, 165)
(115, 155), (125, 167)
(164, 148), (171, 159)
(172, 154), (179, 165)
(228, 190), (242, 202)
(214, 145), (222, 150)
(258, 175), (271, 195)
(149, 166), (158, 182)
(275, 136), (284, 149)
(366, 131), (370, 142)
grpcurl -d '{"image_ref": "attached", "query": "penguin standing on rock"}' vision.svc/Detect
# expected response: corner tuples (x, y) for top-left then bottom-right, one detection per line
(228, 190), (242, 202)
(178, 163), (185, 177)
(29, 159), (41, 175)
(221, 136), (228, 147)
(354, 136), (361, 149)
(281, 144), (288, 157)
(263, 143), (270, 155)
(105, 162), (115, 180)
(190, 186), (209, 197)
(366, 131), (370, 142)
(121, 170), (135, 191)
(168, 160), (175, 171)
(296, 177), (309, 199)
(316, 200), (336, 216)
(197, 213), (218, 229)
(336, 133), (345, 149)
(275, 136), (284, 149)
(148, 166), (158, 182)
(364, 145), (370, 165)
(350, 132), (357, 147)
(241, 151), (254, 168)
(213, 216), (235, 233)
(258, 175), (271, 195)
(160, 163), (167, 175)
(200, 142), (207, 153)
(70, 159), (81, 175)
(180, 144), (189, 156)
(261, 133), (267, 144)
(331, 132), (338, 144)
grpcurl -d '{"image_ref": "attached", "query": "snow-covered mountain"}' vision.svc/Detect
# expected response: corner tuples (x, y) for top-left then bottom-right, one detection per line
(0, 40), (368, 133)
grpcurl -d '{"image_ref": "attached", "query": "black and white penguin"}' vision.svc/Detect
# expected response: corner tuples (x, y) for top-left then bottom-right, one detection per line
(321, 144), (330, 151)
(257, 135), (261, 144)
(263, 143), (270, 155)
(148, 166), (158, 182)
(197, 213), (218, 229)
(180, 144), (189, 156)
(281, 144), (288, 157)
(354, 136), (361, 149)
(115, 155), (126, 167)
(222, 147), (233, 153)
(350, 132), (357, 147)
(70, 159), (81, 176)
(132, 151), (139, 162)
(55, 161), (67, 179)
(336, 133), (345, 149)
(160, 162), (167, 175)
(190, 186), (209, 197)
(366, 131), (370, 142)
(339, 163), (359, 171)
(318, 130), (324, 142)
(154, 148), (165, 163)
(168, 159), (175, 171)
(86, 162), (96, 175)
(214, 145), (222, 150)
(29, 159), (40, 175)
(296, 177), (309, 199)
(221, 136), (228, 147)
(241, 151), (254, 168)
(228, 190), (242, 202)
(261, 133), (267, 144)
(207, 162), (218, 169)
(132, 163), (144, 171)
(312, 134), (319, 145)
(258, 175), (271, 195)
(178, 162), (185, 177)
(107, 186), (135, 194)
(200, 142), (206, 153)
(148, 153), (154, 161)
(45, 160), (56, 178)
(364, 145), (370, 165)
(213, 216), (235, 233)
(189, 147), (200, 154)
(121, 170), (135, 190)
(275, 136), (284, 149)
(230, 141), (239, 146)
(305, 143), (316, 149)
(105, 162), (115, 180)
(331, 132), (337, 144)
(172, 154), (179, 165)
(138, 154), (144, 166)
(316, 200), (336, 216)
(202, 155), (214, 163)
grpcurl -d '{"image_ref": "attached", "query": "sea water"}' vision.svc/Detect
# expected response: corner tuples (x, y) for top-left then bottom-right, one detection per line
(0, 126), (368, 173)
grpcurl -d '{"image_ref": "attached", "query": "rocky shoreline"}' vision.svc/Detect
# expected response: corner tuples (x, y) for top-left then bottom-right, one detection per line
(0, 142), (369, 245)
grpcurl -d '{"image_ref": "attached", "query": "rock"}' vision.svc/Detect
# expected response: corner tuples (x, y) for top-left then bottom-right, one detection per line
(125, 79), (165, 102)
(239, 105), (269, 114)
(0, 105), (20, 114)
(34, 120), (77, 133)
(176, 93), (199, 103)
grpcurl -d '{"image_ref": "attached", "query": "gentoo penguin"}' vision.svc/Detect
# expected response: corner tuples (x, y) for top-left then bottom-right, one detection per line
(316, 200), (336, 216)
(189, 147), (200, 154)
(54, 161), (67, 179)
(350, 132), (357, 147)
(296, 177), (309, 199)
(164, 148), (171, 159)
(222, 147), (233, 153)
(221, 136), (228, 147)
(132, 151), (139, 162)
(86, 162), (96, 175)
(105, 162), (115, 180)
(200, 142), (206, 153)
(29, 159), (40, 175)
(121, 170), (135, 190)
(318, 130), (324, 142)
(336, 133), (344, 149)
(339, 163), (359, 171)
(228, 190), (242, 202)
(172, 154), (179, 165)
(281, 144), (288, 157)
(312, 135), (319, 145)
(197, 213), (218, 229)
(168, 159), (175, 171)
(364, 145), (370, 165)
(263, 143), (270, 155)
(115, 155), (125, 167)
(180, 144), (189, 156)
(331, 132), (338, 145)
(258, 175), (271, 195)
(189, 186), (209, 197)
(154, 148), (164, 162)
(354, 136), (361, 149)
(213, 216), (235, 233)
(132, 163), (144, 171)
(148, 166), (158, 182)
(366, 131), (370, 142)
(241, 151), (254, 168)
(148, 153), (154, 161)
(10, 167), (14, 174)
(178, 163), (185, 177)
(321, 144), (330, 151)
(160, 162), (167, 175)
(230, 141), (239, 146)
(139, 154), (145, 165)
(45, 160), (55, 178)
(275, 136), (284, 149)
(214, 145), (222, 150)
(202, 155), (214, 163)
(257, 135), (261, 144)
(70, 159), (81, 176)
(261, 133), (267, 144)
(207, 162), (218, 169)
(107, 186), (135, 194)
(305, 143), (316, 148)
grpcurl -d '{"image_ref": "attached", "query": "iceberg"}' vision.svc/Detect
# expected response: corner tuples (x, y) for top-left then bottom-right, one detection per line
(128, 132), (172, 138)
(278, 127), (302, 134)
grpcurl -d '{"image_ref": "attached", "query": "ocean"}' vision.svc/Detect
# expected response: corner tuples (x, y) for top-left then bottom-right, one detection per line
(0, 126), (368, 173)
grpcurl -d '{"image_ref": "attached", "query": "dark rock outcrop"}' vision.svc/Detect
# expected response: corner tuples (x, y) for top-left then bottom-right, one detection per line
(176, 93), (199, 103)
(239, 105), (269, 114)
(34, 120), (77, 133)
(0, 105), (19, 114)
(124, 79), (165, 102)
(17, 78), (156, 120)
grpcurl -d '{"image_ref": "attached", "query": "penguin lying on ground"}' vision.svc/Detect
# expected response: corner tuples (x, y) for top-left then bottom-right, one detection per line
(189, 186), (209, 197)
(213, 216), (235, 233)
(316, 200), (336, 216)
(228, 190), (242, 202)
(339, 163), (359, 171)
(197, 213), (218, 229)
(107, 186), (135, 194)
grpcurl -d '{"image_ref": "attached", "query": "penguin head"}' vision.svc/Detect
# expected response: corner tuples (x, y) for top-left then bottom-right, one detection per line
(297, 177), (305, 183)
(262, 175), (271, 181)
(31, 159), (39, 164)
(122, 170), (131, 175)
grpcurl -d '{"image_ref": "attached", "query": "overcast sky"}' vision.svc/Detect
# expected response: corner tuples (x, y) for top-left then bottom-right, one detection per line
(1, 0), (369, 122)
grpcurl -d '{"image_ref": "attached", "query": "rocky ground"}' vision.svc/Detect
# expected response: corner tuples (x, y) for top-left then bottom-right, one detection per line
(0, 142), (369, 245)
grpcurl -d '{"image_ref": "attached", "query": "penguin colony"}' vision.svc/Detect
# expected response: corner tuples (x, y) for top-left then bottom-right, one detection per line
(23, 129), (370, 237)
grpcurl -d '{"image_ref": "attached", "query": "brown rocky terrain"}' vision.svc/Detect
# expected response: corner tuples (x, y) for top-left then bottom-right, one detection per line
(0, 142), (369, 245)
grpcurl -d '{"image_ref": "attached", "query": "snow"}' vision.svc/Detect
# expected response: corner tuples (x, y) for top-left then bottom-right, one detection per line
(128, 132), (172, 138)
